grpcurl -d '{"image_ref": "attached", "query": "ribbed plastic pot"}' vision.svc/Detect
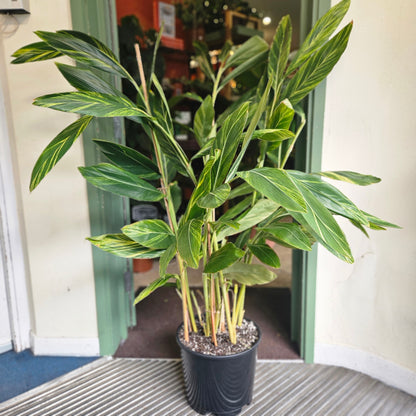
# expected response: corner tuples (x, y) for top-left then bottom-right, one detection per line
(176, 321), (261, 416)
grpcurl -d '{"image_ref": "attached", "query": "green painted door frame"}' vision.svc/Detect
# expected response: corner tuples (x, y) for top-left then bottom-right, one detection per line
(70, 0), (135, 356)
(291, 0), (331, 363)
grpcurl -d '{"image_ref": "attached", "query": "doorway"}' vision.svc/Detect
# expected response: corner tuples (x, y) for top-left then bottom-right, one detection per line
(70, 0), (327, 361)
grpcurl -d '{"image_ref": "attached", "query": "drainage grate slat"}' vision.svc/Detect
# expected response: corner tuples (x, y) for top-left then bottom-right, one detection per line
(0, 358), (414, 416)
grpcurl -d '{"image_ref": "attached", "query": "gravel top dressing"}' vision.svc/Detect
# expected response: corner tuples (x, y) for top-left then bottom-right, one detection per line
(178, 319), (259, 356)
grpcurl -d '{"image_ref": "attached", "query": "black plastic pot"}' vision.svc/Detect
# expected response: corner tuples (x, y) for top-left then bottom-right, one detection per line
(176, 322), (261, 416)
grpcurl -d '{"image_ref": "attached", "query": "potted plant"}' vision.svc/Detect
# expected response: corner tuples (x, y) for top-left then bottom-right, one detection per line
(12, 0), (398, 414)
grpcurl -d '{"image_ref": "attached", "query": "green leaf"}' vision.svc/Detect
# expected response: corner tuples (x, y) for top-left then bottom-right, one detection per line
(169, 181), (182, 214)
(226, 77), (273, 183)
(362, 211), (401, 229)
(56, 63), (121, 95)
(197, 183), (231, 209)
(252, 129), (295, 142)
(134, 275), (177, 305)
(35, 30), (134, 84)
(287, 0), (351, 74)
(193, 95), (214, 146)
(204, 243), (245, 274)
(224, 36), (269, 70)
(122, 220), (175, 250)
(193, 41), (215, 82)
(184, 155), (217, 221)
(212, 103), (249, 187)
(30, 115), (93, 191)
(93, 139), (159, 179)
(268, 15), (292, 91)
(268, 99), (295, 129)
(34, 91), (148, 119)
(78, 163), (163, 201)
(217, 199), (280, 241)
(11, 41), (62, 64)
(237, 167), (307, 212)
(177, 219), (203, 269)
(248, 243), (281, 268)
(288, 179), (354, 263)
(220, 48), (268, 90)
(87, 234), (164, 258)
(159, 243), (177, 276)
(289, 170), (369, 225)
(283, 23), (353, 105)
(148, 119), (195, 182)
(228, 183), (254, 199)
(219, 196), (251, 221)
(223, 263), (277, 286)
(315, 170), (381, 186)
(260, 222), (312, 251)
(151, 73), (173, 127)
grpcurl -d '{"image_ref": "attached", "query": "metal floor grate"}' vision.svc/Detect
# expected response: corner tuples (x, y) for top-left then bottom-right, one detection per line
(1, 357), (415, 415)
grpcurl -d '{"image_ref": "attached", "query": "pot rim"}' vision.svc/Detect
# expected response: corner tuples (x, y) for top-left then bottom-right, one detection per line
(176, 317), (261, 360)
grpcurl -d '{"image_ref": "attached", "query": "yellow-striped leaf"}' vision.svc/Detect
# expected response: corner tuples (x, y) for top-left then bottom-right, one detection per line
(223, 263), (277, 286)
(237, 167), (307, 212)
(87, 234), (164, 259)
(288, 179), (354, 263)
(122, 220), (175, 250)
(34, 91), (149, 118)
(11, 41), (62, 64)
(78, 163), (163, 201)
(283, 23), (352, 105)
(177, 219), (203, 269)
(30, 115), (93, 191)
(203, 243), (245, 274)
(315, 170), (381, 186)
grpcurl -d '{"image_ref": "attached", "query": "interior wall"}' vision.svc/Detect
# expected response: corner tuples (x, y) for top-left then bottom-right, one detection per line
(1, 0), (98, 348)
(315, 0), (416, 390)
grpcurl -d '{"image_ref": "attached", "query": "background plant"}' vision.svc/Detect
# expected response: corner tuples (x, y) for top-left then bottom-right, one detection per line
(12, 0), (398, 346)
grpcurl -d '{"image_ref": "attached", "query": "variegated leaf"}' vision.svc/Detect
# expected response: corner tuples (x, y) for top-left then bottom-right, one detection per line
(34, 91), (149, 118)
(248, 243), (281, 268)
(252, 129), (295, 142)
(134, 275), (177, 305)
(260, 222), (312, 251)
(122, 220), (175, 250)
(204, 243), (245, 274)
(93, 139), (159, 179)
(287, 0), (350, 73)
(217, 199), (280, 241)
(87, 234), (164, 258)
(237, 167), (307, 212)
(56, 63), (122, 96)
(177, 219), (203, 269)
(11, 41), (62, 64)
(289, 170), (369, 225)
(283, 23), (352, 105)
(288, 179), (354, 263)
(197, 183), (231, 209)
(223, 263), (277, 286)
(78, 163), (164, 201)
(315, 170), (381, 186)
(30, 115), (93, 191)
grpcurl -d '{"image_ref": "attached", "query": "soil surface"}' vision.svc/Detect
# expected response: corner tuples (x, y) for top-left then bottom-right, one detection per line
(178, 319), (259, 356)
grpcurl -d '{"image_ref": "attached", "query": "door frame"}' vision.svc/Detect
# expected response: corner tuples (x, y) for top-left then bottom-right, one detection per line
(291, 0), (331, 363)
(0, 45), (32, 353)
(70, 0), (135, 356)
